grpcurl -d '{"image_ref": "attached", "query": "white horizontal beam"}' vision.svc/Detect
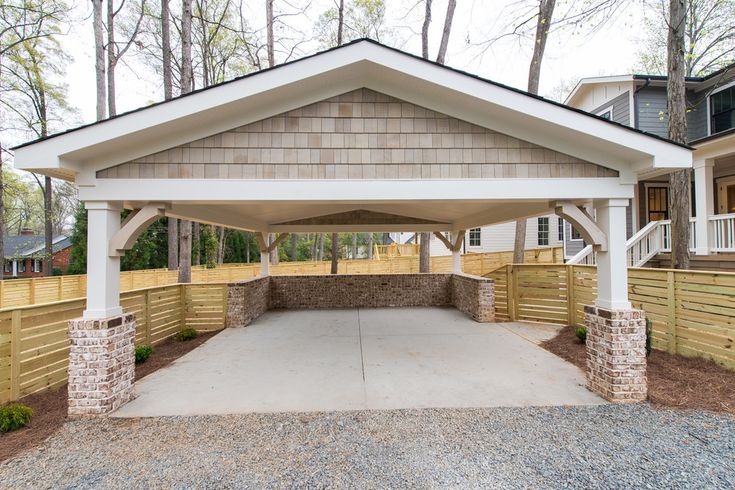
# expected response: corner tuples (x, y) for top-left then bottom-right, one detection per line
(79, 178), (635, 202)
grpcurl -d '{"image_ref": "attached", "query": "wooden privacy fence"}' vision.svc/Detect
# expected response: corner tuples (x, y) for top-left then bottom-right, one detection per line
(0, 247), (563, 309)
(0, 283), (228, 403)
(487, 264), (735, 370)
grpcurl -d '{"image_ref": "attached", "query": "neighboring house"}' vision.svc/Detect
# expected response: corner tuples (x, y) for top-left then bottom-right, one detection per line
(565, 63), (735, 267)
(3, 229), (73, 278)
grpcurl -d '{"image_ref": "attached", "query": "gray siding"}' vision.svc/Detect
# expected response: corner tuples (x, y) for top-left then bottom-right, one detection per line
(563, 221), (585, 259)
(635, 87), (669, 138)
(688, 97), (708, 141)
(591, 91), (631, 126)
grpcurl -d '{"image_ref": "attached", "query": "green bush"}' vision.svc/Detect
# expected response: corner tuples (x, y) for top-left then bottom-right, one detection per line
(175, 328), (198, 341)
(645, 317), (653, 357)
(135, 345), (153, 363)
(575, 326), (587, 344)
(0, 404), (33, 433)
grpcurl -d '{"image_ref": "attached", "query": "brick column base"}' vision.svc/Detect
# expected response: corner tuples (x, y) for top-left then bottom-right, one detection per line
(68, 313), (136, 416)
(584, 305), (647, 403)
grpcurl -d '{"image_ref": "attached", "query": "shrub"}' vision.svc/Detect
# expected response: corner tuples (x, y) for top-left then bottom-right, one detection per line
(575, 326), (587, 344)
(135, 345), (153, 363)
(645, 318), (653, 357)
(175, 328), (198, 341)
(0, 404), (33, 433)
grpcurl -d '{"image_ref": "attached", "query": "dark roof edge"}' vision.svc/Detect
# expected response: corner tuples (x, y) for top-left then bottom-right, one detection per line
(11, 37), (692, 152)
(632, 61), (735, 83)
(690, 127), (735, 146)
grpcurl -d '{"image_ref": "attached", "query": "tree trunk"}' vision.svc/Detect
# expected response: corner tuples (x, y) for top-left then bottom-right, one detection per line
(217, 226), (225, 264)
(435, 0), (456, 64)
(421, 0), (432, 59)
(162, 0), (172, 100)
(337, 0), (344, 45)
(168, 218), (178, 270)
(367, 233), (373, 259)
(290, 233), (297, 261)
(330, 232), (338, 274)
(181, 0), (193, 94)
(513, 0), (555, 264)
(44, 176), (52, 276)
(93, 0), (106, 120)
(419, 232), (430, 272)
(246, 232), (250, 263)
(318, 233), (325, 260)
(178, 0), (194, 280)
(193, 222), (200, 265)
(106, 0), (117, 117)
(382, 232), (389, 245)
(178, 220), (192, 283)
(0, 147), (4, 280)
(269, 233), (279, 265)
(667, 0), (690, 270)
(266, 0), (275, 67)
(351, 233), (357, 258)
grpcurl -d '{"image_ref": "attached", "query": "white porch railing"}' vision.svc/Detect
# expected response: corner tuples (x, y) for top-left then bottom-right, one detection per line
(710, 213), (735, 252)
(567, 217), (699, 268)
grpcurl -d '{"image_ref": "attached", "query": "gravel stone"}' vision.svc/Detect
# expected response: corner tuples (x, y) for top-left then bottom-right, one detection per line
(1, 404), (733, 489)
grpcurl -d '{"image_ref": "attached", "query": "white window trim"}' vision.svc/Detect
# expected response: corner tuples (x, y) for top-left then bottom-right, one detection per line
(537, 217), (550, 246)
(706, 79), (735, 136)
(468, 227), (481, 247)
(643, 182), (670, 224)
(596, 105), (614, 120)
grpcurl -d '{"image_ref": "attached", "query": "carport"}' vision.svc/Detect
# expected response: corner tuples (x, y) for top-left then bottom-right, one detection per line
(12, 39), (692, 416)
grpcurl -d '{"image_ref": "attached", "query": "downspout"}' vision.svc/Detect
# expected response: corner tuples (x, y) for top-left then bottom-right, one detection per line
(633, 77), (651, 130)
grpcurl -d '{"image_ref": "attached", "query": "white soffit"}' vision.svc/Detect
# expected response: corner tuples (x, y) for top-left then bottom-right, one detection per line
(12, 40), (692, 180)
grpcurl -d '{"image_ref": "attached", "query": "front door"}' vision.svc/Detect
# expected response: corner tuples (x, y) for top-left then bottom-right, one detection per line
(647, 186), (669, 222)
(718, 176), (735, 214)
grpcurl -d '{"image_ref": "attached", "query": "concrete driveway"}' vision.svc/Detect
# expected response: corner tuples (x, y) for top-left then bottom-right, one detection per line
(114, 307), (603, 417)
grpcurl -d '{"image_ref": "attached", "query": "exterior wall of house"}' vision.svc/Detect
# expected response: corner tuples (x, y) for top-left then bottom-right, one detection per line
(5, 248), (72, 278)
(97, 88), (618, 180)
(635, 86), (669, 138)
(429, 214), (564, 256)
(591, 91), (631, 126)
(571, 81), (635, 113)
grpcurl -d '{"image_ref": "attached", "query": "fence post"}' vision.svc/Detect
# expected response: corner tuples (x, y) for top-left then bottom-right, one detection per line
(29, 278), (36, 305)
(666, 271), (677, 354)
(0, 279), (4, 309)
(145, 289), (152, 345)
(10, 309), (21, 400)
(507, 265), (516, 321)
(180, 284), (187, 331)
(58, 276), (64, 301)
(566, 264), (576, 326)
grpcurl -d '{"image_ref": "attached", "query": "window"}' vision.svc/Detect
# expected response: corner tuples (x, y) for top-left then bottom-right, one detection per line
(597, 105), (613, 120)
(3, 261), (10, 273)
(557, 218), (564, 242)
(710, 85), (734, 135)
(468, 228), (481, 247)
(647, 186), (669, 221)
(32, 259), (43, 273)
(537, 218), (549, 246)
(18, 260), (26, 273)
(571, 227), (583, 240)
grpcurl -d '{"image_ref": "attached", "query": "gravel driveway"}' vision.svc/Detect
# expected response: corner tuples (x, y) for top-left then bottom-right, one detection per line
(1, 405), (733, 489)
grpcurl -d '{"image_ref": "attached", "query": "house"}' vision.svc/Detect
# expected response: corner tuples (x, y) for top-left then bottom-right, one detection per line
(3, 228), (73, 278)
(565, 63), (735, 268)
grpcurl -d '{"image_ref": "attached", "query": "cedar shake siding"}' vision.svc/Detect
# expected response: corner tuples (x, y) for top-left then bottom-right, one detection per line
(97, 88), (619, 180)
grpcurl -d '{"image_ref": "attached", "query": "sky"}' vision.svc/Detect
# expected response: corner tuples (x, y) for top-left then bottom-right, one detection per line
(59, 0), (652, 131)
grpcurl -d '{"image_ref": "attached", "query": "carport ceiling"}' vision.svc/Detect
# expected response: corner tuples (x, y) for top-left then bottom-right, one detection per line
(162, 200), (558, 232)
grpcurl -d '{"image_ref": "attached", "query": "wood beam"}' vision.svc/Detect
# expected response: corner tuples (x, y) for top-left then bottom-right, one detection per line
(554, 201), (608, 251)
(109, 203), (166, 256)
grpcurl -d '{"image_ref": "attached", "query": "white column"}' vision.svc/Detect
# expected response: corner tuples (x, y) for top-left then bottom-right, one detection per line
(84, 201), (123, 319)
(452, 231), (462, 273)
(694, 159), (715, 255)
(11, 260), (17, 277)
(594, 199), (631, 310)
(260, 249), (270, 276)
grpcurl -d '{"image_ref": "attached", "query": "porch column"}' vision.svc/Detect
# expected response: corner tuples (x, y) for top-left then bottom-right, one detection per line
(84, 201), (123, 319)
(70, 200), (135, 417)
(11, 260), (17, 277)
(260, 248), (270, 276)
(585, 198), (647, 403)
(694, 159), (714, 255)
(452, 231), (463, 273)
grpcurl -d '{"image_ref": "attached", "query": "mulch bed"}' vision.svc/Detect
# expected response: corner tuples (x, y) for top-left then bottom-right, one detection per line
(542, 325), (735, 415)
(0, 330), (219, 463)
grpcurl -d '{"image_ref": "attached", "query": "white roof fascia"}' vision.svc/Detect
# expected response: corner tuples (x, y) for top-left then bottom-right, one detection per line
(14, 41), (691, 183)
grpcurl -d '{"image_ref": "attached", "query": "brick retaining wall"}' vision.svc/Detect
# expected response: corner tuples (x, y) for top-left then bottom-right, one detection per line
(226, 273), (495, 326)
(226, 276), (270, 328)
(451, 273), (495, 322)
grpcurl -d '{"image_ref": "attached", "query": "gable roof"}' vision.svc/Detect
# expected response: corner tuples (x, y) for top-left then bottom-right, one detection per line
(4, 235), (71, 259)
(12, 38), (691, 182)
